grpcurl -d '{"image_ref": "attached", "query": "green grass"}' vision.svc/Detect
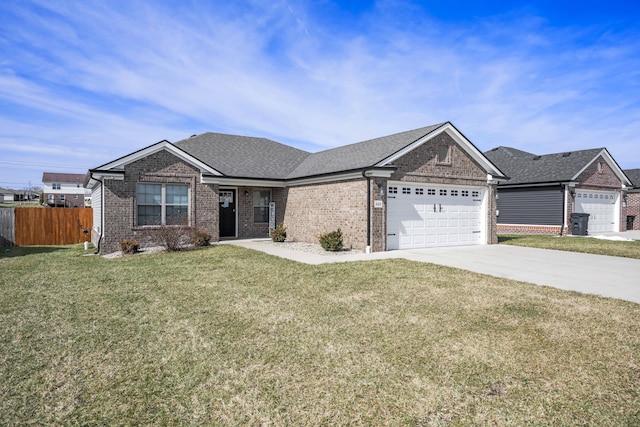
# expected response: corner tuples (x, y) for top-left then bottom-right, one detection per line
(1, 245), (639, 425)
(499, 234), (640, 259)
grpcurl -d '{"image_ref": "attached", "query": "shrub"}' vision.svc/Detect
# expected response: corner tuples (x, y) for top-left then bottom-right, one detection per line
(119, 239), (139, 255)
(270, 223), (287, 242)
(145, 225), (192, 252)
(318, 228), (343, 252)
(191, 230), (212, 247)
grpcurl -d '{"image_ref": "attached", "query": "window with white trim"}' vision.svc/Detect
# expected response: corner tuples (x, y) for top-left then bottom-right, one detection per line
(402, 187), (411, 194)
(415, 188), (424, 195)
(451, 190), (459, 196)
(439, 189), (447, 196)
(52, 183), (61, 190)
(427, 189), (436, 195)
(388, 186), (398, 194)
(137, 183), (188, 226)
(461, 190), (469, 197)
(253, 189), (270, 223)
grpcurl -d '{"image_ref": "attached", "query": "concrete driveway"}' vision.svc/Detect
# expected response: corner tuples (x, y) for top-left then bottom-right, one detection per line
(397, 245), (640, 304)
(228, 239), (640, 304)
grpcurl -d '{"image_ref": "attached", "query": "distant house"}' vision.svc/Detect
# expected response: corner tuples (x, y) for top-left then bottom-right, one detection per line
(42, 172), (89, 207)
(484, 147), (632, 235)
(0, 186), (38, 203)
(623, 169), (640, 231)
(0, 187), (15, 202)
(85, 122), (507, 254)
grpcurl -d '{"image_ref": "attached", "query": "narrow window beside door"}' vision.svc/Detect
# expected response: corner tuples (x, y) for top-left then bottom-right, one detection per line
(253, 189), (271, 223)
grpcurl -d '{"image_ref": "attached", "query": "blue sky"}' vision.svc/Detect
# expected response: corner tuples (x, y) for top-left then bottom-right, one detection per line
(1, 0), (639, 190)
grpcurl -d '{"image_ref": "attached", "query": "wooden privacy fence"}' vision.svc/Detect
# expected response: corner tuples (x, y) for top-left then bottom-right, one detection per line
(2, 207), (93, 246)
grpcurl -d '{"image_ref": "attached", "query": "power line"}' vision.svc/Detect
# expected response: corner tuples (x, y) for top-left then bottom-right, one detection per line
(0, 161), (87, 170)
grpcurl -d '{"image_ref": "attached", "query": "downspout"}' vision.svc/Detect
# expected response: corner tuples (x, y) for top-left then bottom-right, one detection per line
(90, 172), (104, 254)
(363, 170), (371, 254)
(560, 185), (568, 236)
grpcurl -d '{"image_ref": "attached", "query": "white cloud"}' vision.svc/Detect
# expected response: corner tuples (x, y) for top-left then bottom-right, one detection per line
(1, 0), (639, 188)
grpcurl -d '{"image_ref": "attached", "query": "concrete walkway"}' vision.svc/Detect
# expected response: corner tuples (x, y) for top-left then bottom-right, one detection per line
(226, 238), (640, 305)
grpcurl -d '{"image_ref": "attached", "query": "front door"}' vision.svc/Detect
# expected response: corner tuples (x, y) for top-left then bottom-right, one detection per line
(219, 189), (236, 238)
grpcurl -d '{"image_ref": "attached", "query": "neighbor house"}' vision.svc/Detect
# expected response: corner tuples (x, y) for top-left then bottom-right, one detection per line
(85, 122), (507, 254)
(42, 172), (90, 208)
(484, 147), (632, 235)
(0, 186), (38, 203)
(623, 169), (640, 230)
(1, 187), (16, 203)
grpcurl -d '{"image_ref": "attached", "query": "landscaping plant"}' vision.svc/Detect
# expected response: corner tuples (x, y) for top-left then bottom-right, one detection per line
(270, 223), (287, 242)
(318, 228), (343, 251)
(119, 239), (139, 254)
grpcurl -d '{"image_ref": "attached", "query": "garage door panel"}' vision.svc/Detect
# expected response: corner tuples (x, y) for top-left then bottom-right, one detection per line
(387, 183), (485, 250)
(574, 190), (616, 233)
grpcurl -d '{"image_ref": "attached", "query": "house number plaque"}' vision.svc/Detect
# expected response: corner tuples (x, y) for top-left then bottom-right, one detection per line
(269, 202), (276, 230)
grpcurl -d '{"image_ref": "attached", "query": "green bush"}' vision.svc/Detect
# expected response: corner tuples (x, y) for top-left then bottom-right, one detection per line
(318, 228), (343, 252)
(191, 230), (212, 247)
(270, 223), (287, 242)
(119, 239), (139, 255)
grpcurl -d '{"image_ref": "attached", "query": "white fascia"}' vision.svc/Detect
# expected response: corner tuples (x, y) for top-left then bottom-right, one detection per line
(201, 168), (395, 187)
(201, 176), (286, 187)
(96, 140), (222, 177)
(85, 171), (124, 189)
(288, 169), (394, 187)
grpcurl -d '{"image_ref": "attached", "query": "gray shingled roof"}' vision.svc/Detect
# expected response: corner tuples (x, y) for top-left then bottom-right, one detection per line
(175, 124), (448, 179)
(484, 146), (605, 185)
(42, 172), (86, 184)
(174, 133), (310, 179)
(624, 169), (640, 188)
(286, 123), (446, 178)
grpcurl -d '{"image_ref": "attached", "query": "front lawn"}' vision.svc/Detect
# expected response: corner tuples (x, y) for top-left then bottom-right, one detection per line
(1, 245), (638, 425)
(499, 234), (640, 259)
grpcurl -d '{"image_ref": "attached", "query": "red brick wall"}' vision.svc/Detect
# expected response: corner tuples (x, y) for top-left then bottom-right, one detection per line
(623, 192), (640, 230)
(497, 224), (565, 235)
(235, 186), (287, 238)
(283, 179), (368, 250)
(101, 150), (218, 254)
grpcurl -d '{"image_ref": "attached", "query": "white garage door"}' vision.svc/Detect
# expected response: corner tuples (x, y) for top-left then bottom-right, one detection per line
(574, 190), (617, 233)
(387, 183), (485, 250)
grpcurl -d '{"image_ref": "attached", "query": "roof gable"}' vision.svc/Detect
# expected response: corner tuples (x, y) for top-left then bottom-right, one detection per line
(485, 146), (632, 187)
(92, 140), (223, 176)
(287, 122), (506, 179)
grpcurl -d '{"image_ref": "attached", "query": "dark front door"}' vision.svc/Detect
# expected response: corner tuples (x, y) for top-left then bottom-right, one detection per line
(219, 189), (236, 238)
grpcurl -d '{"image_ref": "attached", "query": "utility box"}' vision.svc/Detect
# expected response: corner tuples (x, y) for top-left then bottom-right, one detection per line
(570, 213), (590, 236)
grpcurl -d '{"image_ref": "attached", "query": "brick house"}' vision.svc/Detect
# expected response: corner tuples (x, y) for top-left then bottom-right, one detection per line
(42, 172), (89, 208)
(623, 169), (640, 231)
(484, 147), (632, 235)
(85, 122), (507, 254)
